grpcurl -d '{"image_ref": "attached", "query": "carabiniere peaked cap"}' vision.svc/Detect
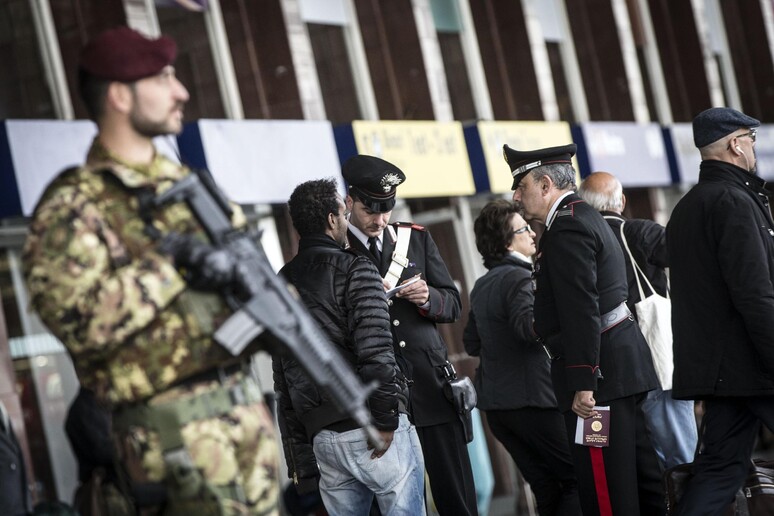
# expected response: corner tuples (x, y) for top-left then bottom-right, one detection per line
(342, 155), (406, 213)
(503, 143), (577, 190)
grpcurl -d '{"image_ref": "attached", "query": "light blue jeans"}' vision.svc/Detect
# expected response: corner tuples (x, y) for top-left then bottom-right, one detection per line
(642, 388), (698, 469)
(312, 414), (426, 516)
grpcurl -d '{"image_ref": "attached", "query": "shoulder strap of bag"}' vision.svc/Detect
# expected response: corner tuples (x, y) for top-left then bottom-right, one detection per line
(619, 221), (657, 299)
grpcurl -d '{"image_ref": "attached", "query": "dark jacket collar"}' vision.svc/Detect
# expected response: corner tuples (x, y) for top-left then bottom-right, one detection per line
(485, 253), (532, 271)
(298, 234), (345, 251)
(700, 160), (768, 193)
(600, 211), (625, 222)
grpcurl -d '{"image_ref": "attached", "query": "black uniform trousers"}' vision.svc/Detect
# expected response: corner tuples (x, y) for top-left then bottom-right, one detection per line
(563, 393), (663, 516)
(486, 407), (581, 516)
(416, 419), (478, 516)
(677, 397), (774, 516)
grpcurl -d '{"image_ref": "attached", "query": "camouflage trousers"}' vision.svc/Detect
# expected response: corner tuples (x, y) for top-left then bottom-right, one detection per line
(114, 377), (280, 516)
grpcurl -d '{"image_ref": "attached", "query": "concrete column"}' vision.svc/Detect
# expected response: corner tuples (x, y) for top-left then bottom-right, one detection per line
(692, 0), (735, 107)
(343, 0), (379, 119)
(522, 0), (560, 121)
(611, 0), (650, 122)
(29, 0), (73, 119)
(411, 0), (454, 121)
(555, 0), (590, 122)
(455, 0), (494, 120)
(280, 0), (327, 120)
(635, 0), (673, 124)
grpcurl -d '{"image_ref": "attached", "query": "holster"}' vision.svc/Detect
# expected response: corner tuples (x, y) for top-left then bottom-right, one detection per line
(441, 361), (477, 443)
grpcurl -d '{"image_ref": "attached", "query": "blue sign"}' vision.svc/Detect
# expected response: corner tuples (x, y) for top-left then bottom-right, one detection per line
(575, 122), (672, 187)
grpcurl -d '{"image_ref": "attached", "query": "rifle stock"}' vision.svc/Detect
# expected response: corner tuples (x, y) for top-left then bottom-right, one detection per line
(153, 171), (385, 449)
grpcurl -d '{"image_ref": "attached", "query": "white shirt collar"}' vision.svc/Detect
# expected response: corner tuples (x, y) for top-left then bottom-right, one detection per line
(348, 223), (381, 250)
(545, 191), (575, 230)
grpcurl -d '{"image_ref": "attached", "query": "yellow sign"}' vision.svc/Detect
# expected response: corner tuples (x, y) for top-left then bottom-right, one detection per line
(477, 121), (578, 193)
(352, 121), (475, 198)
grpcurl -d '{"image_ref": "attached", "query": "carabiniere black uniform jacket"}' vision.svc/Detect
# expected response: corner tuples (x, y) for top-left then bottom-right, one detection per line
(532, 193), (658, 411)
(348, 223), (462, 427)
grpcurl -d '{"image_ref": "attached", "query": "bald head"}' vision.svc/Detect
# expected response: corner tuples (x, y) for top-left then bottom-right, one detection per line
(578, 172), (625, 214)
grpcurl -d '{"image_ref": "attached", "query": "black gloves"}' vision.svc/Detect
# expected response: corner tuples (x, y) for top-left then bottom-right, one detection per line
(159, 232), (236, 290)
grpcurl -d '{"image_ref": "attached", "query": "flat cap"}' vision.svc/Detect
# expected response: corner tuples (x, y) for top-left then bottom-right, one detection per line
(692, 107), (760, 148)
(503, 143), (576, 190)
(79, 26), (177, 82)
(342, 155), (406, 213)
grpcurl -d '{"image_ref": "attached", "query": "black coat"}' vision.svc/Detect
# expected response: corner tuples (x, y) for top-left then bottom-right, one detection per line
(274, 234), (402, 482)
(464, 254), (557, 411)
(533, 194), (658, 411)
(601, 213), (668, 308)
(348, 224), (462, 427)
(667, 160), (774, 398)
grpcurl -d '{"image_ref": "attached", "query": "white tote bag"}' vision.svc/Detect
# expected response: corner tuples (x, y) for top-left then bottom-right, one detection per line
(620, 222), (673, 390)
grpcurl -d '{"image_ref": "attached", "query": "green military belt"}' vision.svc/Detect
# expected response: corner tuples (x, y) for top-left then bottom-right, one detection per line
(112, 375), (263, 451)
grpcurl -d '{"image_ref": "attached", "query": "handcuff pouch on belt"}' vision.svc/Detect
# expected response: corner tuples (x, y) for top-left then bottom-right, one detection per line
(441, 361), (477, 443)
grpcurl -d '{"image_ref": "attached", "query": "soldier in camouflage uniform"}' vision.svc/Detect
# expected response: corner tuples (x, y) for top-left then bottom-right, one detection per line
(23, 27), (279, 515)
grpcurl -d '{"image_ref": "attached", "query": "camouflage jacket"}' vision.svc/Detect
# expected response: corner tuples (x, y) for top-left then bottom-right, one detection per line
(24, 140), (245, 405)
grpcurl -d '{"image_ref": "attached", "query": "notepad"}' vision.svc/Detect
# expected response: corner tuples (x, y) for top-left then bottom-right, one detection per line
(386, 275), (421, 298)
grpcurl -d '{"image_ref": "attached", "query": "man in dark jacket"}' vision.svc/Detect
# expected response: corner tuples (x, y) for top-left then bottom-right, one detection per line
(507, 143), (663, 515)
(342, 155), (477, 516)
(579, 171), (697, 470)
(274, 178), (425, 515)
(464, 200), (580, 516)
(667, 107), (774, 515)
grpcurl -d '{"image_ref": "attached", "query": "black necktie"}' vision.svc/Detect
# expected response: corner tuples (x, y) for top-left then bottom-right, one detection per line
(368, 237), (381, 263)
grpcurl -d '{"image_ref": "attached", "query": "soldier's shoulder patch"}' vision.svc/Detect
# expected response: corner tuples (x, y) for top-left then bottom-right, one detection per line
(393, 221), (425, 231)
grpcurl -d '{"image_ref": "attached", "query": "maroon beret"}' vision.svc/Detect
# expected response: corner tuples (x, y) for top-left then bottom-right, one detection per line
(79, 26), (177, 82)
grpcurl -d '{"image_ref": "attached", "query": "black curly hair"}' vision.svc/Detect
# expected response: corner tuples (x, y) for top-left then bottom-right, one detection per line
(288, 178), (342, 237)
(474, 199), (521, 267)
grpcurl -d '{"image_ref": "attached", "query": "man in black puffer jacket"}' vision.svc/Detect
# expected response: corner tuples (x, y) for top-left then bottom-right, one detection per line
(273, 178), (425, 516)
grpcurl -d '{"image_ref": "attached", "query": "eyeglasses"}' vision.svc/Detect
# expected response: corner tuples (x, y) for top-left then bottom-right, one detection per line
(511, 224), (532, 236)
(728, 129), (757, 149)
(738, 129), (757, 143)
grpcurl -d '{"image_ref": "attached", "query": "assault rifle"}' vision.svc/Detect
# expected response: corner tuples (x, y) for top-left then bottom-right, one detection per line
(151, 169), (384, 449)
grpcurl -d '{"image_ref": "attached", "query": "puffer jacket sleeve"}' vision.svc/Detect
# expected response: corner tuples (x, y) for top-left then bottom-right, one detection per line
(272, 355), (319, 484)
(345, 256), (400, 431)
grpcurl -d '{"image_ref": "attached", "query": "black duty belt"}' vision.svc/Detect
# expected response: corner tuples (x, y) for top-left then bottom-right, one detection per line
(540, 301), (633, 359)
(600, 302), (633, 333)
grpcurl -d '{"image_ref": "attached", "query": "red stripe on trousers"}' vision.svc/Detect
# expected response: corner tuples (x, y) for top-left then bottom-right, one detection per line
(589, 447), (613, 516)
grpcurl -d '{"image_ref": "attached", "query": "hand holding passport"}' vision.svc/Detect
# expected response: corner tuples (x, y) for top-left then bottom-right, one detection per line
(575, 406), (610, 447)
